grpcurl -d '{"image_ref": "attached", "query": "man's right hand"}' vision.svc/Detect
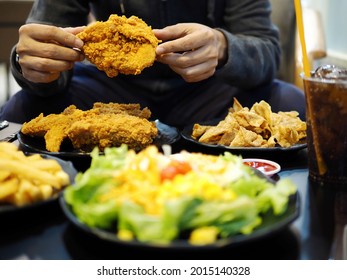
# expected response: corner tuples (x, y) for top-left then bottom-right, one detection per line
(16, 24), (85, 83)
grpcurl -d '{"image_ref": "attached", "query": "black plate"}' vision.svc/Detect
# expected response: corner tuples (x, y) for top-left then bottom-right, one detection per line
(0, 155), (77, 214)
(17, 120), (180, 171)
(180, 121), (307, 155)
(59, 172), (300, 250)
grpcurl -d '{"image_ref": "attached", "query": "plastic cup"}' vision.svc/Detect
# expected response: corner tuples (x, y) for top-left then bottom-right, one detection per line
(302, 74), (347, 186)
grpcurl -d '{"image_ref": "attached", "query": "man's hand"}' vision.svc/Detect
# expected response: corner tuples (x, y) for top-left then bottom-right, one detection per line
(16, 24), (85, 83)
(154, 23), (227, 82)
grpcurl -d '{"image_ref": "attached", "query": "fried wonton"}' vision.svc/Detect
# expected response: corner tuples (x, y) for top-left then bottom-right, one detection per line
(191, 98), (306, 148)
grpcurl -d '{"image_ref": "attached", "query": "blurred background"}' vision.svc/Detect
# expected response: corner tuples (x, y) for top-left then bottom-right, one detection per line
(0, 0), (33, 106)
(303, 0), (347, 68)
(0, 0), (346, 107)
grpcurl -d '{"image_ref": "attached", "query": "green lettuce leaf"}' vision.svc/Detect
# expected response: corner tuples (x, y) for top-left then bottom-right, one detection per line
(64, 145), (129, 228)
(118, 198), (200, 243)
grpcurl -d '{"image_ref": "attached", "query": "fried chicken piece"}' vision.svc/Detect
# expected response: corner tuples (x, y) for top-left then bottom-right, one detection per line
(21, 105), (81, 136)
(44, 124), (71, 152)
(21, 103), (158, 152)
(21, 105), (93, 152)
(77, 14), (160, 77)
(67, 114), (158, 152)
(21, 113), (63, 137)
(21, 105), (83, 152)
(92, 102), (152, 119)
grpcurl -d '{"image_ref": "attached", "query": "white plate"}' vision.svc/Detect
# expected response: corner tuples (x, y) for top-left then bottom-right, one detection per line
(243, 158), (281, 176)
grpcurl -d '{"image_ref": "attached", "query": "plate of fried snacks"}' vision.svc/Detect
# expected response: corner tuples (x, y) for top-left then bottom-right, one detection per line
(181, 98), (307, 154)
(0, 142), (77, 213)
(60, 144), (299, 249)
(17, 102), (180, 170)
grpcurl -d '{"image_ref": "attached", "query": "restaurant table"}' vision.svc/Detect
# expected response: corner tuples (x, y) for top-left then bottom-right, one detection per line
(0, 122), (346, 260)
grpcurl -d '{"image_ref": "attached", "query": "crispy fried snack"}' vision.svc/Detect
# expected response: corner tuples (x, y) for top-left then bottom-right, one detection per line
(0, 142), (70, 206)
(21, 106), (88, 152)
(93, 102), (152, 119)
(21, 103), (158, 152)
(77, 14), (160, 77)
(67, 114), (158, 152)
(192, 98), (306, 148)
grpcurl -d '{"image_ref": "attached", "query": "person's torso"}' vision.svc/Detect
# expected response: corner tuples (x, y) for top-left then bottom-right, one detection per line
(90, 0), (209, 28)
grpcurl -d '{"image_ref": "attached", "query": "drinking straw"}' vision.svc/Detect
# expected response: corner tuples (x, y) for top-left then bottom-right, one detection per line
(294, 0), (327, 175)
(294, 0), (311, 77)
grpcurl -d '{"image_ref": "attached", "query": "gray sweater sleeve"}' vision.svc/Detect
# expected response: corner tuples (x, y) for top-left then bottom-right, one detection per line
(214, 0), (281, 89)
(10, 46), (73, 97)
(10, 0), (90, 97)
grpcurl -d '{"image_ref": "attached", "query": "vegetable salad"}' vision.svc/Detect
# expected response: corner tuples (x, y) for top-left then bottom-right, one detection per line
(64, 145), (297, 245)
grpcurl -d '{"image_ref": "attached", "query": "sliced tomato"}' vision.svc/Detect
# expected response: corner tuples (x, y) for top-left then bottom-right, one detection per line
(160, 160), (192, 181)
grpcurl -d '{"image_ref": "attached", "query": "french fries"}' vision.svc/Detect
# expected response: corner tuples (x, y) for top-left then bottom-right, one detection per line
(0, 142), (70, 206)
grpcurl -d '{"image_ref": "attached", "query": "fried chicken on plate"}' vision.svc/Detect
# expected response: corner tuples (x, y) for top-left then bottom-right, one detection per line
(93, 102), (152, 119)
(68, 114), (157, 152)
(21, 103), (158, 152)
(77, 14), (160, 77)
(21, 106), (88, 152)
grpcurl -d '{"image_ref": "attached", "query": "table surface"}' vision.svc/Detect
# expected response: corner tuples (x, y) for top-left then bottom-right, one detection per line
(0, 122), (346, 260)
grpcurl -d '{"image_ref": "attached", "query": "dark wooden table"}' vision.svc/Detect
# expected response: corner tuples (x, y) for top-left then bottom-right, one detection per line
(0, 122), (346, 260)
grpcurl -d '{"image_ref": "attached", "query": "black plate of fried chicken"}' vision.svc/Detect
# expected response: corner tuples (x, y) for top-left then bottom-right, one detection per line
(18, 102), (180, 170)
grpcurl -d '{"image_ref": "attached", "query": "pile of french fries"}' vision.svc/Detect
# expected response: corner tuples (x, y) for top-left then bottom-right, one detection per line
(0, 142), (70, 206)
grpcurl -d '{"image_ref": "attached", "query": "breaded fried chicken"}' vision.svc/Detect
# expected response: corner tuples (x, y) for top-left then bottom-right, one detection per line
(21, 103), (158, 152)
(21, 105), (88, 152)
(77, 14), (160, 77)
(92, 102), (152, 119)
(67, 114), (158, 152)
